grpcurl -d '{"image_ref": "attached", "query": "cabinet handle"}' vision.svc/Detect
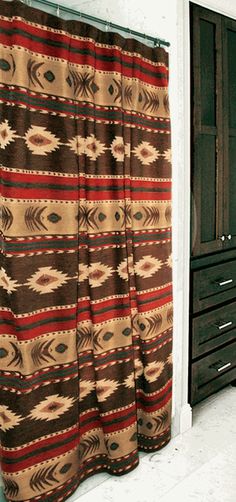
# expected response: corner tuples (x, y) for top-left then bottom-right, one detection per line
(216, 362), (232, 372)
(210, 361), (232, 372)
(217, 279), (233, 287)
(216, 321), (233, 330)
(227, 234), (232, 240)
(219, 235), (226, 241)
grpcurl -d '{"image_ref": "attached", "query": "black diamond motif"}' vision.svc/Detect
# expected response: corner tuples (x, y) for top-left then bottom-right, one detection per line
(110, 442), (119, 451)
(115, 212), (120, 221)
(91, 81), (99, 93)
(0, 348), (8, 358)
(134, 211), (143, 220)
(44, 70), (55, 83)
(66, 75), (72, 87)
(0, 59), (11, 71)
(108, 84), (114, 95)
(59, 463), (72, 474)
(139, 323), (146, 331)
(122, 328), (132, 337)
(55, 344), (68, 354)
(98, 212), (106, 222)
(47, 213), (62, 224)
(103, 332), (113, 341)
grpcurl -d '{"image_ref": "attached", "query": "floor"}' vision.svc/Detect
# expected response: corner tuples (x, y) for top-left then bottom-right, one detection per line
(1, 385), (235, 502)
(68, 385), (236, 502)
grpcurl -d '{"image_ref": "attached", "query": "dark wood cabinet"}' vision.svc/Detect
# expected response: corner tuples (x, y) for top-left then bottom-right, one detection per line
(190, 3), (236, 405)
(223, 17), (236, 247)
(191, 4), (236, 257)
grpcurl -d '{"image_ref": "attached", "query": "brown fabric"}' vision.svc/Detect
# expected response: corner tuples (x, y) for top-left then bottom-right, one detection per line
(0, 1), (172, 501)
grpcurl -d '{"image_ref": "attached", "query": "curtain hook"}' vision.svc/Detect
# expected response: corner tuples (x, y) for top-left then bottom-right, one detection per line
(154, 39), (160, 48)
(154, 38), (161, 47)
(106, 21), (111, 33)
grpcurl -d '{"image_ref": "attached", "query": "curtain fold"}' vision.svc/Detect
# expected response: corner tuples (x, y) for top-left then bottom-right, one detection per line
(0, 1), (172, 500)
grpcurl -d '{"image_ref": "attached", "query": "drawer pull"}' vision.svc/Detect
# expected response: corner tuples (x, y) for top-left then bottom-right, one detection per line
(210, 360), (232, 372)
(218, 279), (233, 287)
(217, 362), (232, 372)
(217, 321), (233, 330)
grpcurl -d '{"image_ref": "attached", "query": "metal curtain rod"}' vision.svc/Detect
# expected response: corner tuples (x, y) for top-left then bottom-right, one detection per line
(19, 0), (170, 48)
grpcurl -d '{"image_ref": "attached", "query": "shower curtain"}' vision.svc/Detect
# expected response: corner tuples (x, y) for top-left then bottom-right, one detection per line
(0, 1), (172, 500)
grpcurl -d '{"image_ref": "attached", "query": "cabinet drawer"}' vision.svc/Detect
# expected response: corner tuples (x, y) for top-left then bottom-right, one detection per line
(191, 341), (236, 404)
(192, 260), (236, 312)
(192, 301), (236, 358)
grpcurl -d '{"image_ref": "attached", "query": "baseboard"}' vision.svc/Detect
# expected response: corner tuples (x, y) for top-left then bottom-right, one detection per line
(179, 403), (192, 433)
(171, 403), (192, 437)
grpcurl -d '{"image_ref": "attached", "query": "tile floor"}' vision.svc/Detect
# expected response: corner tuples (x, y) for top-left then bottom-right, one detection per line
(1, 385), (235, 502)
(68, 385), (236, 502)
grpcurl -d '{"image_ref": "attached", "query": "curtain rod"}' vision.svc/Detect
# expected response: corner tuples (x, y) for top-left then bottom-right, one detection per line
(18, 0), (170, 48)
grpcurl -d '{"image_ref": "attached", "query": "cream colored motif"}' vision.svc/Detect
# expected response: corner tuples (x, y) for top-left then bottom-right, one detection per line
(117, 256), (134, 281)
(0, 120), (19, 149)
(166, 253), (172, 268)
(134, 255), (163, 278)
(67, 135), (86, 155)
(84, 134), (106, 161)
(25, 126), (62, 155)
(124, 373), (134, 389)
(163, 148), (172, 163)
(26, 266), (69, 294)
(96, 378), (119, 402)
(29, 394), (75, 421)
(88, 262), (114, 288)
(79, 380), (96, 400)
(0, 405), (23, 431)
(0, 268), (20, 294)
(133, 141), (160, 166)
(78, 263), (89, 283)
(144, 361), (165, 383)
(111, 136), (125, 162)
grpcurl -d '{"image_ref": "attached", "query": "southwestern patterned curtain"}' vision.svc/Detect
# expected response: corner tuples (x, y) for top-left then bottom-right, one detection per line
(0, 1), (172, 501)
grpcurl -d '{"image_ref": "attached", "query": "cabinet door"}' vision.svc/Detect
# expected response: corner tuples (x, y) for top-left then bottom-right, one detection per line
(191, 5), (224, 256)
(222, 18), (236, 250)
